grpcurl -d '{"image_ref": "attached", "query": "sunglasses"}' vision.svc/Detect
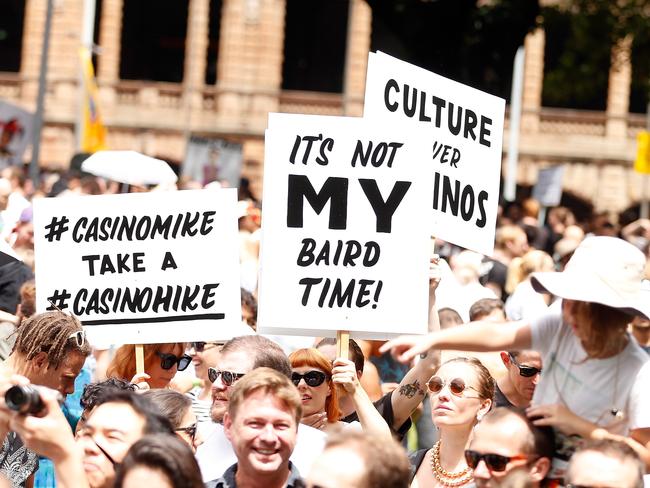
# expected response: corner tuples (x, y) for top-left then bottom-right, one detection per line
(509, 354), (542, 377)
(426, 376), (480, 398)
(174, 423), (197, 442)
(156, 352), (192, 371)
(190, 341), (220, 352)
(68, 330), (86, 348)
(208, 368), (245, 386)
(464, 450), (530, 472)
(291, 371), (328, 387)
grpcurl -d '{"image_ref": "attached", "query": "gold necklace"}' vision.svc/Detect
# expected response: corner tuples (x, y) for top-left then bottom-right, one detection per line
(430, 441), (473, 487)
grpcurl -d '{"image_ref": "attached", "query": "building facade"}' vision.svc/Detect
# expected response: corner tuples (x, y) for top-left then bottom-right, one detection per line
(0, 0), (647, 215)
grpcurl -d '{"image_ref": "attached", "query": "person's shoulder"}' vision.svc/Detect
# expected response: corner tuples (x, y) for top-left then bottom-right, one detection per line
(287, 462), (305, 488)
(207, 463), (238, 488)
(631, 355), (650, 379)
(408, 448), (429, 471)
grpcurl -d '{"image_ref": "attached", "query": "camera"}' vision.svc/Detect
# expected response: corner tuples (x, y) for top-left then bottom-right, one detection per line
(5, 385), (45, 415)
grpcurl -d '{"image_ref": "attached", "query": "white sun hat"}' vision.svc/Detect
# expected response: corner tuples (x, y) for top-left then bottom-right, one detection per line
(530, 236), (650, 319)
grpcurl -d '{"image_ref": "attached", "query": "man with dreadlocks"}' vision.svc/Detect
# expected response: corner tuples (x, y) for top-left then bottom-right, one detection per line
(0, 311), (91, 487)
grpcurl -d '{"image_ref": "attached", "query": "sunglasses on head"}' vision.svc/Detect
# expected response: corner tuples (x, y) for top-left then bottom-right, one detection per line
(426, 376), (480, 398)
(191, 341), (220, 353)
(174, 423), (197, 442)
(156, 352), (192, 371)
(291, 371), (328, 387)
(464, 450), (530, 472)
(509, 354), (542, 377)
(68, 330), (86, 348)
(207, 367), (245, 386)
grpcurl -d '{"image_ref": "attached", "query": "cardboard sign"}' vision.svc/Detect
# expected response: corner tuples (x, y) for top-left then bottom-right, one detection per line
(364, 52), (505, 256)
(183, 136), (243, 187)
(258, 114), (432, 339)
(33, 190), (242, 346)
(532, 165), (565, 207)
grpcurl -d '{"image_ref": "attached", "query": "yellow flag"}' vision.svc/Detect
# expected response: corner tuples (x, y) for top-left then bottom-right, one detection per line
(635, 131), (650, 174)
(80, 47), (107, 153)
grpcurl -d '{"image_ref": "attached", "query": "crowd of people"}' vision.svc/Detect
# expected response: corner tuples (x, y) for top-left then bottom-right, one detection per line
(0, 165), (648, 488)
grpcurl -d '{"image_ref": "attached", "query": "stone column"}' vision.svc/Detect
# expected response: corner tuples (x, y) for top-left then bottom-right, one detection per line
(97, 0), (123, 84)
(183, 0), (210, 110)
(343, 0), (371, 117)
(20, 0), (47, 103)
(521, 27), (545, 133)
(605, 36), (631, 139)
(216, 0), (285, 128)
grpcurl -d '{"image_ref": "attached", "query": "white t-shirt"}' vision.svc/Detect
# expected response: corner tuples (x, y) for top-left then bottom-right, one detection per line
(530, 306), (650, 475)
(196, 422), (326, 482)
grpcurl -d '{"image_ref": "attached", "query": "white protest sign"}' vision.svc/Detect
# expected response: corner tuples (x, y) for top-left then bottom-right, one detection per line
(258, 114), (433, 339)
(532, 165), (564, 207)
(33, 189), (241, 346)
(364, 52), (505, 256)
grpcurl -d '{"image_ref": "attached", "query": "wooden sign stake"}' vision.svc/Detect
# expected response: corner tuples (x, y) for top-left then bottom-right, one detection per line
(336, 330), (349, 359)
(135, 344), (145, 375)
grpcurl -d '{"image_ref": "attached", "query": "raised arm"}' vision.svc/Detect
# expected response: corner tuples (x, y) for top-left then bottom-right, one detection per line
(332, 358), (392, 440)
(389, 350), (438, 430)
(380, 320), (533, 363)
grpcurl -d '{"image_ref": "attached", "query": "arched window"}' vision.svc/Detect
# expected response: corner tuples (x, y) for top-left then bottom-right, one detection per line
(0, 0), (25, 73)
(119, 0), (189, 82)
(282, 0), (349, 93)
(205, 0), (222, 85)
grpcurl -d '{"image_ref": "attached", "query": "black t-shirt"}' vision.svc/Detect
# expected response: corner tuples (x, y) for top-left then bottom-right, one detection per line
(494, 383), (515, 408)
(340, 392), (412, 440)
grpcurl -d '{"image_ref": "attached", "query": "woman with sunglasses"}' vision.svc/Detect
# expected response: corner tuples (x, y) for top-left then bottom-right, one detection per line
(410, 357), (494, 488)
(288, 348), (391, 438)
(142, 389), (203, 453)
(383, 237), (650, 479)
(107, 343), (191, 390)
(186, 341), (222, 423)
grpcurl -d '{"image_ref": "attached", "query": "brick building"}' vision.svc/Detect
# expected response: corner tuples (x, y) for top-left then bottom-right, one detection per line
(0, 0), (647, 215)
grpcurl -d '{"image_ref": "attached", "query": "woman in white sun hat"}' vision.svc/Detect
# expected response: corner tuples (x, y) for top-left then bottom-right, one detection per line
(381, 236), (650, 478)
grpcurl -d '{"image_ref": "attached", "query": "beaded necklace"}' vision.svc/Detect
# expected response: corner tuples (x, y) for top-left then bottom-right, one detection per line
(429, 441), (473, 487)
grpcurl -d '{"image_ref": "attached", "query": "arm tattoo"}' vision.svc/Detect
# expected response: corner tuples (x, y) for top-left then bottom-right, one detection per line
(398, 379), (426, 399)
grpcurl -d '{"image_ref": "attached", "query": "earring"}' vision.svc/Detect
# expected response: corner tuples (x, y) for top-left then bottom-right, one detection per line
(476, 413), (483, 422)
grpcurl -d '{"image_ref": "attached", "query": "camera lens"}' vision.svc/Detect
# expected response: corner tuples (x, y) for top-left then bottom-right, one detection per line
(5, 385), (44, 415)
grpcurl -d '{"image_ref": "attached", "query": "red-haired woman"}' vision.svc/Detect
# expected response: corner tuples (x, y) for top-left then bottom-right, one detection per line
(107, 343), (190, 389)
(288, 347), (390, 439)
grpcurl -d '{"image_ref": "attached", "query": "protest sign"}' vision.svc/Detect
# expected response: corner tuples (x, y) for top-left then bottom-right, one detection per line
(0, 101), (34, 168)
(364, 52), (505, 256)
(33, 189), (241, 346)
(532, 165), (565, 207)
(183, 136), (243, 187)
(258, 113), (433, 339)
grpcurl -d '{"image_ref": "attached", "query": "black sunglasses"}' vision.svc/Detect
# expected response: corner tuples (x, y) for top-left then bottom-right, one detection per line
(174, 423), (197, 442)
(427, 376), (480, 398)
(208, 368), (245, 386)
(509, 354), (542, 377)
(291, 371), (328, 387)
(191, 341), (220, 352)
(156, 352), (192, 371)
(464, 450), (530, 472)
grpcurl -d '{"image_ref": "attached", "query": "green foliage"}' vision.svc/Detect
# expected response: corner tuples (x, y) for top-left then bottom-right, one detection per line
(541, 0), (650, 111)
